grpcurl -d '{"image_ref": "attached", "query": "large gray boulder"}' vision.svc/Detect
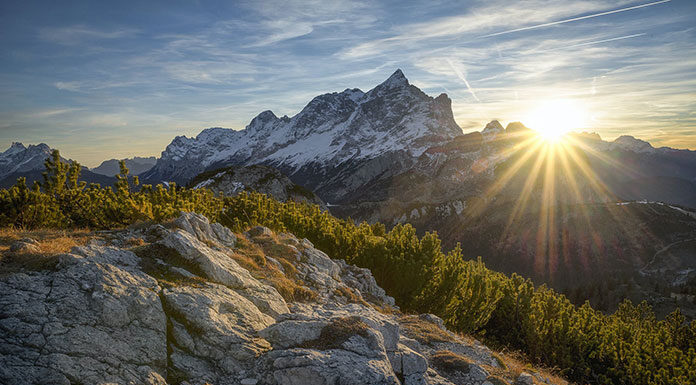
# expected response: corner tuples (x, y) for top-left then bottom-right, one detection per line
(268, 349), (400, 385)
(0, 244), (167, 385)
(160, 224), (289, 318)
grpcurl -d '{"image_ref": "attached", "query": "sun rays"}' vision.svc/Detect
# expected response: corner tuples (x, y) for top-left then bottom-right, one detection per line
(465, 128), (645, 281)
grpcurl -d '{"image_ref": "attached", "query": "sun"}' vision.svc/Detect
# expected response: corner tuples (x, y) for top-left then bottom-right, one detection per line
(524, 99), (587, 141)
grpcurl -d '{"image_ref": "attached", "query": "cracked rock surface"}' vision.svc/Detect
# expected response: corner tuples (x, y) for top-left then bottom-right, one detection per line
(0, 212), (557, 385)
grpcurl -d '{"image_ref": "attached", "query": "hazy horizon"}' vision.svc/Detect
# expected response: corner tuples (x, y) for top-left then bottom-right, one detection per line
(1, 0), (695, 166)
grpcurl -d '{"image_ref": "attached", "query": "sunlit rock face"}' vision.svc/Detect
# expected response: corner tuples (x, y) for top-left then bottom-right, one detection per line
(0, 212), (541, 385)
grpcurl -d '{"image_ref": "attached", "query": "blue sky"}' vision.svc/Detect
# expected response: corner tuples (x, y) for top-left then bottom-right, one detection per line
(1, 0), (694, 166)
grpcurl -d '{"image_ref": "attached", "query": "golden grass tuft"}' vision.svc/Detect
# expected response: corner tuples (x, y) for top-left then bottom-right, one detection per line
(485, 375), (511, 385)
(399, 315), (454, 345)
(334, 286), (370, 306)
(0, 228), (92, 254)
(301, 316), (370, 350)
(485, 349), (570, 385)
(430, 350), (473, 374)
(0, 228), (93, 274)
(231, 232), (317, 303)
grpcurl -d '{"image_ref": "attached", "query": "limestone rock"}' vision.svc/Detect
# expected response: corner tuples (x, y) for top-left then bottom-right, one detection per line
(268, 349), (400, 385)
(9, 238), (40, 253)
(260, 319), (327, 349)
(0, 212), (532, 385)
(517, 372), (535, 385)
(0, 244), (167, 385)
(173, 211), (236, 247)
(162, 283), (274, 384)
(160, 227), (288, 318)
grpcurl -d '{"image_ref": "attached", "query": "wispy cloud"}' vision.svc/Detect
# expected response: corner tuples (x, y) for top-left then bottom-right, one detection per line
(38, 25), (138, 45)
(339, 0), (639, 59)
(446, 59), (480, 102)
(479, 0), (670, 38)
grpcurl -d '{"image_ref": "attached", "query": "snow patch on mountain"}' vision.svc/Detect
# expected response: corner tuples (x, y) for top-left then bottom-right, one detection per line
(0, 142), (52, 180)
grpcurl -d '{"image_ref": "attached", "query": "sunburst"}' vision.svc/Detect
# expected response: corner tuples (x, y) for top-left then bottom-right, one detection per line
(524, 99), (588, 142)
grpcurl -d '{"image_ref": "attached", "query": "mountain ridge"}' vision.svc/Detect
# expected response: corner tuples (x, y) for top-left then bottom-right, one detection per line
(141, 69), (463, 201)
(0, 142), (117, 188)
(91, 156), (157, 176)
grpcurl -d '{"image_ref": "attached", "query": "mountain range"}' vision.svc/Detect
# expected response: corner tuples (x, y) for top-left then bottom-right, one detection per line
(91, 156), (157, 176)
(0, 142), (115, 188)
(3, 69), (696, 316)
(138, 70), (696, 213)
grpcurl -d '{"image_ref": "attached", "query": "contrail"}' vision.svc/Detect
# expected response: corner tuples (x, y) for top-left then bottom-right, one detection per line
(555, 33), (646, 50)
(479, 0), (671, 38)
(447, 59), (480, 102)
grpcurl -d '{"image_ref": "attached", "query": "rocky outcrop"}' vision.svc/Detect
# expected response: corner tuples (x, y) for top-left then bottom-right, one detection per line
(0, 241), (167, 385)
(187, 164), (325, 208)
(0, 213), (559, 385)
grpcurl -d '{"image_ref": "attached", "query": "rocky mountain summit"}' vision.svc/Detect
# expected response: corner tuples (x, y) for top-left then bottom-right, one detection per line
(141, 69), (463, 202)
(0, 142), (52, 181)
(142, 69), (696, 212)
(0, 213), (557, 385)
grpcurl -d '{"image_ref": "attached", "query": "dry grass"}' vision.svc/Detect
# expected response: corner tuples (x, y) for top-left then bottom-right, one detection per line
(0, 228), (92, 254)
(485, 349), (570, 385)
(234, 235), (268, 270)
(232, 232), (317, 303)
(301, 316), (370, 350)
(123, 237), (146, 248)
(430, 350), (473, 374)
(249, 232), (300, 262)
(485, 375), (511, 385)
(334, 286), (370, 306)
(0, 228), (92, 274)
(399, 315), (454, 345)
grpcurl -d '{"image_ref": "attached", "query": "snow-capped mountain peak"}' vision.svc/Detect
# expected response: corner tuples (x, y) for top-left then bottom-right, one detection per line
(4, 142), (27, 156)
(0, 142), (53, 181)
(375, 68), (409, 90)
(142, 69), (464, 195)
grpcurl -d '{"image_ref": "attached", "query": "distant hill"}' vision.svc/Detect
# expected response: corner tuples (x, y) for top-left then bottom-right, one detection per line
(91, 156), (157, 176)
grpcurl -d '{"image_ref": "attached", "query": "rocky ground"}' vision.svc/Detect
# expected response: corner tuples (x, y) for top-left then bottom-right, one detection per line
(0, 213), (565, 385)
